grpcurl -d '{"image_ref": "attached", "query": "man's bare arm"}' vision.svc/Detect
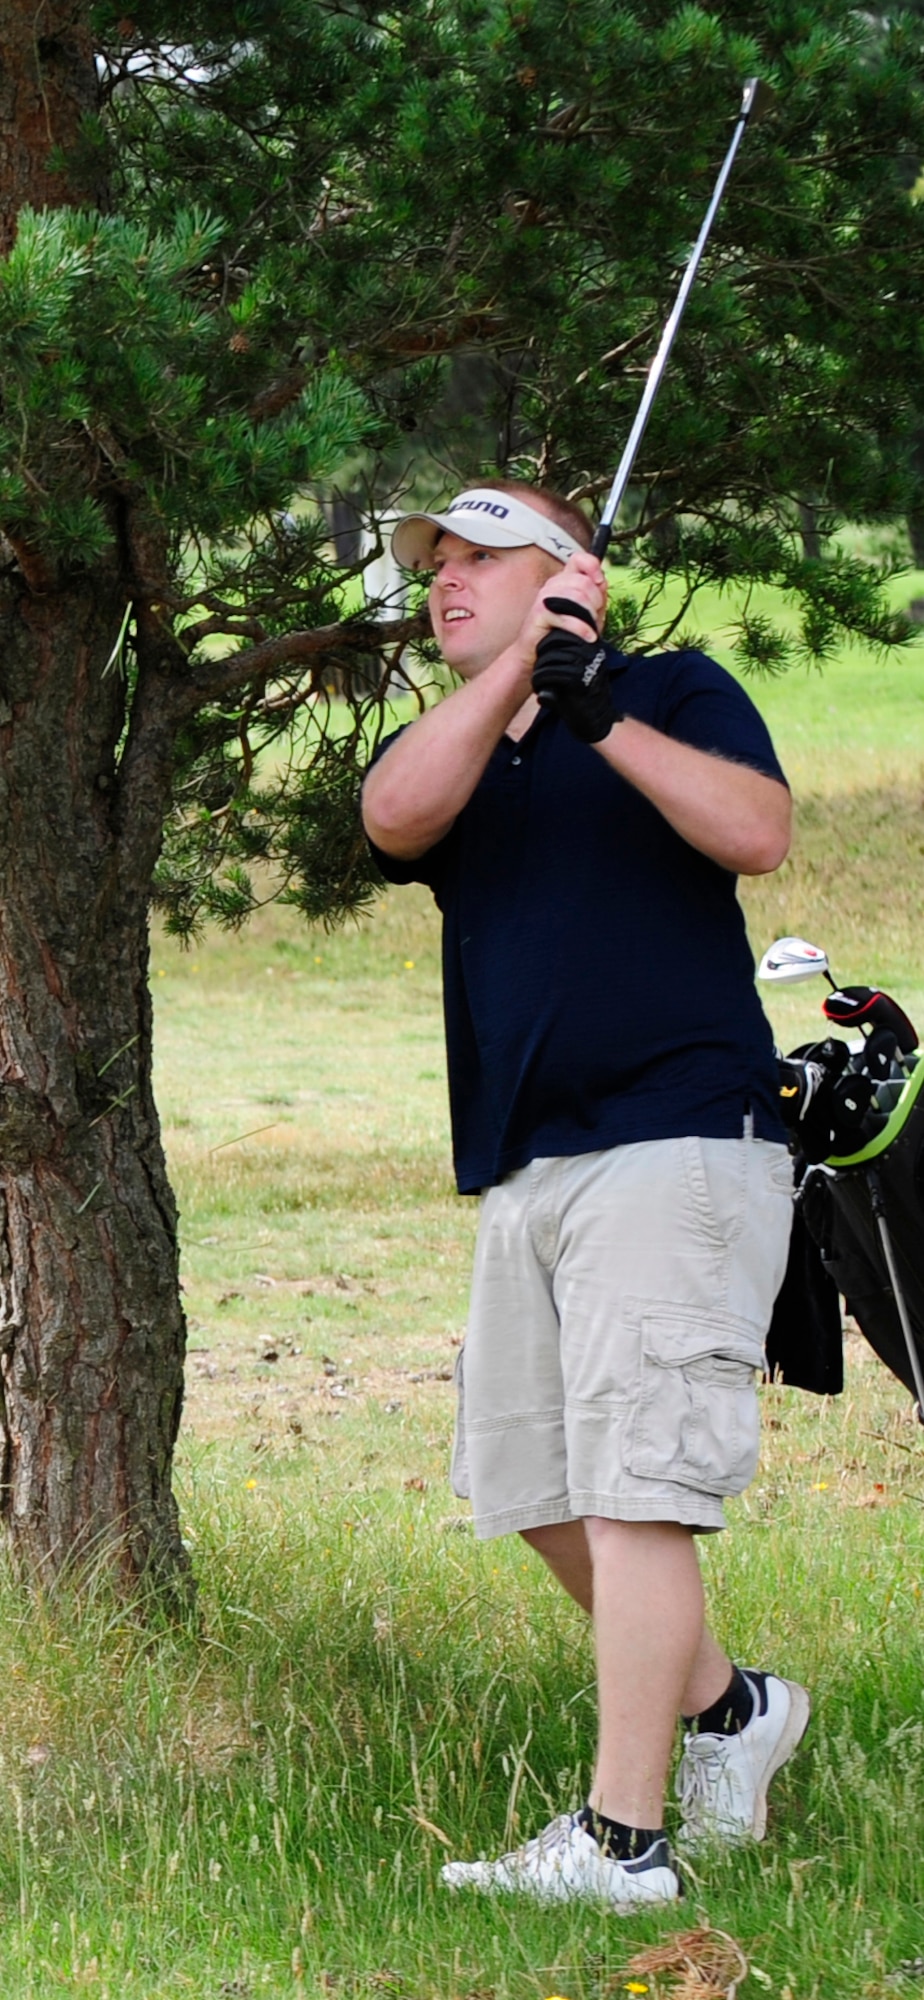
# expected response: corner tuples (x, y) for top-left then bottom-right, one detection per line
(361, 643), (534, 859)
(362, 550), (606, 858)
(593, 716), (791, 875)
(363, 531), (788, 873)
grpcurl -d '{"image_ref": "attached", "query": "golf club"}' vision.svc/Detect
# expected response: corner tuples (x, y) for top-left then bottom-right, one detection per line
(533, 78), (775, 724)
(590, 75), (775, 561)
(758, 938), (920, 1059)
(757, 936), (833, 986)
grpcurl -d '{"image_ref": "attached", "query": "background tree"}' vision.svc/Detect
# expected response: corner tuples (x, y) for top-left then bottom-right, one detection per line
(2, 0), (923, 1599)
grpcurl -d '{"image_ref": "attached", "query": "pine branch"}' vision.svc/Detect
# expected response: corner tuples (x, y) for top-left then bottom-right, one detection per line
(175, 613), (428, 715)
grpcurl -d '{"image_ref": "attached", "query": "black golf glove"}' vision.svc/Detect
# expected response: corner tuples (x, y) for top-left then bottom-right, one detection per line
(532, 598), (622, 744)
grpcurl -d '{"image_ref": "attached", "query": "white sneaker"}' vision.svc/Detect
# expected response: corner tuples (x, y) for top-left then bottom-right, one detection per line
(677, 1670), (810, 1845)
(440, 1813), (681, 1908)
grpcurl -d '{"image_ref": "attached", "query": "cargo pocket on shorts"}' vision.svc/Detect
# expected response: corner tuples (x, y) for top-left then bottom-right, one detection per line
(448, 1344), (470, 1499)
(626, 1306), (765, 1499)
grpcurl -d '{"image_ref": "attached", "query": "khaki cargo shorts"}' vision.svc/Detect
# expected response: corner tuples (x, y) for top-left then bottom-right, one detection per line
(450, 1135), (793, 1538)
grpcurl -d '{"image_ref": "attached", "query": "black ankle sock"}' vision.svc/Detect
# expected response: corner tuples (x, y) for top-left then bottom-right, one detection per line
(576, 1804), (663, 1861)
(683, 1664), (755, 1736)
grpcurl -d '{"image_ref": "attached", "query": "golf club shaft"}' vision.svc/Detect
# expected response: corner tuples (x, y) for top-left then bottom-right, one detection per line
(591, 76), (770, 562)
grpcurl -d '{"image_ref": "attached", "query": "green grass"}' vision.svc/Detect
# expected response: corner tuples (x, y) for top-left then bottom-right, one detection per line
(2, 1391), (924, 1997)
(0, 602), (923, 1994)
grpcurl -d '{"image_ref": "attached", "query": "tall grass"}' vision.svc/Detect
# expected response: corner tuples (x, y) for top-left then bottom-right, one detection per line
(1, 1387), (923, 1996)
(0, 599), (922, 1994)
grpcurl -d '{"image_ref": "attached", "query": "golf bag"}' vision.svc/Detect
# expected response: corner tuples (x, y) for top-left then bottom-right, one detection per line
(799, 1091), (924, 1401)
(764, 961), (924, 1409)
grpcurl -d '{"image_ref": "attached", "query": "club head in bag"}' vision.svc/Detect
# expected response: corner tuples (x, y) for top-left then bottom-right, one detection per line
(758, 936), (830, 985)
(777, 1038), (876, 1161)
(823, 986), (919, 1055)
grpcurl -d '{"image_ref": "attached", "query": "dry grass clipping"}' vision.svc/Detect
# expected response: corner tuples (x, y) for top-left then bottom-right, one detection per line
(621, 1925), (749, 2000)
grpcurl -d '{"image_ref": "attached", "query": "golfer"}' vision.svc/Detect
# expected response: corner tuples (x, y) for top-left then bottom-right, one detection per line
(362, 482), (809, 1908)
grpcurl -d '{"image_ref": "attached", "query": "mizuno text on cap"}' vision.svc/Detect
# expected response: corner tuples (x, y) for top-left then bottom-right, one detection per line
(391, 489), (586, 571)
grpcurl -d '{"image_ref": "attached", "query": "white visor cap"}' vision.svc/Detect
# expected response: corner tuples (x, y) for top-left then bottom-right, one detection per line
(391, 487), (586, 571)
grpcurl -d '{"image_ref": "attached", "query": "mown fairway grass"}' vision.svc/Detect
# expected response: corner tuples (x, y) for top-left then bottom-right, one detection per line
(1, 584), (924, 1996)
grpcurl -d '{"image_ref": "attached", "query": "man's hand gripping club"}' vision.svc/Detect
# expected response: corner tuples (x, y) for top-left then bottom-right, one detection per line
(531, 566), (621, 745)
(532, 602), (622, 744)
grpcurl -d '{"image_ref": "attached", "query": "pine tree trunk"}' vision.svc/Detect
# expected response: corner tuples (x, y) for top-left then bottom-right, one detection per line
(0, 0), (192, 1600)
(0, 573), (192, 1601)
(0, 1), (100, 253)
(797, 500), (823, 563)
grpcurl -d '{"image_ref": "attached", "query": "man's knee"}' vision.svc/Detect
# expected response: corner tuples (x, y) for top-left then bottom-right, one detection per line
(519, 1520), (593, 1612)
(520, 1522), (572, 1558)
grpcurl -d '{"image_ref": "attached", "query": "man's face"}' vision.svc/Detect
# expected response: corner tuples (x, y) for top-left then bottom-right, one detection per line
(427, 531), (560, 679)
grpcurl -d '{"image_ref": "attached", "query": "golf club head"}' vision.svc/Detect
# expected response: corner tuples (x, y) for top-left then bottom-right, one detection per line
(741, 77), (776, 122)
(758, 936), (830, 984)
(823, 986), (919, 1055)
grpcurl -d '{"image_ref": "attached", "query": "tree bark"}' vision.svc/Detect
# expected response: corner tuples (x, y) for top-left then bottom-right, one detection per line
(797, 500), (823, 563)
(0, 1), (99, 253)
(0, 1), (192, 1600)
(0, 569), (192, 1600)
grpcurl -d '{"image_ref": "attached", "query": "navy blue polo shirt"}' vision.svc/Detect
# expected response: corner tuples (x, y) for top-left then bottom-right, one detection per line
(367, 647), (788, 1193)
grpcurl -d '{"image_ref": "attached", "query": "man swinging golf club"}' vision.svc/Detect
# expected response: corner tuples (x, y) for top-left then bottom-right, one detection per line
(362, 480), (809, 1907)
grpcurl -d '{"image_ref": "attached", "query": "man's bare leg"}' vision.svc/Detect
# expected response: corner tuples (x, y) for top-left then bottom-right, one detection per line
(583, 1516), (705, 1829)
(520, 1519), (732, 1719)
(519, 1521), (593, 1612)
(440, 1516), (808, 1899)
